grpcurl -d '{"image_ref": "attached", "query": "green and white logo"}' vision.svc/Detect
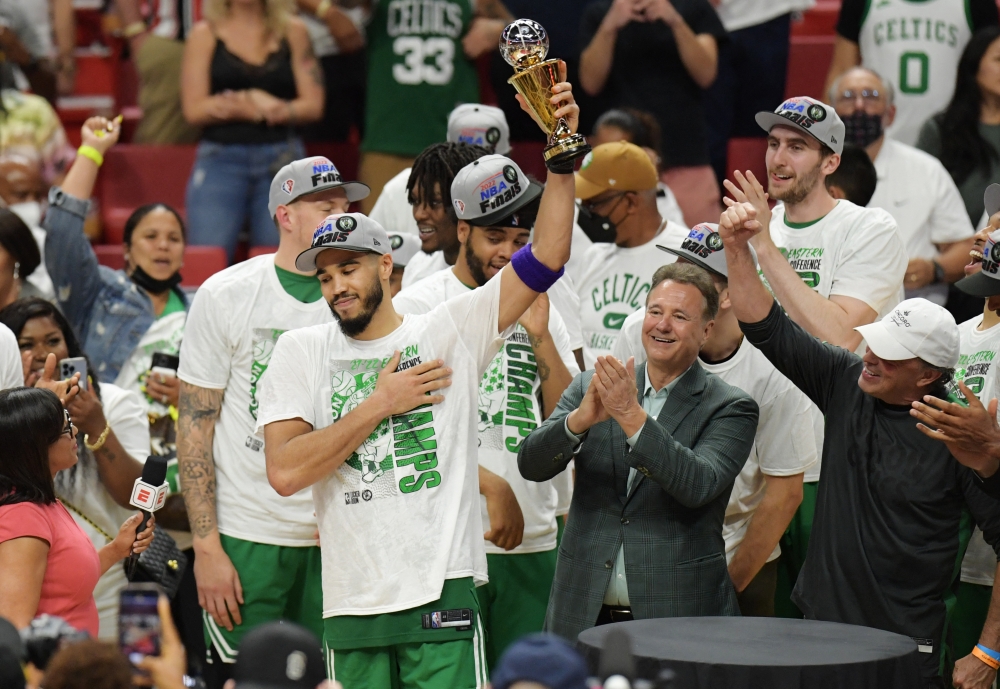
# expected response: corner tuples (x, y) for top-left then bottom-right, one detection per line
(337, 216), (357, 232)
(250, 328), (286, 420)
(603, 313), (628, 330)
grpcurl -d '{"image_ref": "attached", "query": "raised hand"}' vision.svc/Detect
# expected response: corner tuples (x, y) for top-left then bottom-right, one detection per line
(515, 60), (580, 136)
(567, 368), (612, 435)
(80, 115), (122, 157)
(592, 356), (643, 428)
(911, 381), (1000, 477)
(372, 351), (452, 417)
(33, 352), (80, 405)
(719, 201), (763, 250)
(723, 171), (772, 243)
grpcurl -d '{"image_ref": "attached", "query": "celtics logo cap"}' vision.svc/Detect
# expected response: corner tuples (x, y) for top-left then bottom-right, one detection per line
(388, 232), (422, 268)
(450, 154), (543, 228)
(755, 97), (845, 155)
(268, 157), (370, 218)
(656, 223), (757, 278)
(447, 103), (512, 155)
(295, 213), (390, 271)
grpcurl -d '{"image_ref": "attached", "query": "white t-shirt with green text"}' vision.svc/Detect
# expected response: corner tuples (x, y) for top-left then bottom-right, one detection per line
(177, 256), (331, 546)
(393, 268), (580, 554)
(256, 270), (513, 616)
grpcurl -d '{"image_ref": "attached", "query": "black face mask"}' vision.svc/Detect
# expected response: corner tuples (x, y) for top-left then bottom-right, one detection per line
(843, 111), (884, 148)
(130, 265), (182, 294)
(577, 203), (617, 244)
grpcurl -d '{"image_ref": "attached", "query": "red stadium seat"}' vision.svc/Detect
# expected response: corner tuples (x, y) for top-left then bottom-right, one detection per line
(248, 246), (277, 258)
(304, 142), (360, 182)
(90, 245), (226, 287)
(786, 36), (836, 100)
(724, 138), (768, 192)
(99, 145), (196, 244)
(791, 3), (841, 37)
(181, 247), (228, 287)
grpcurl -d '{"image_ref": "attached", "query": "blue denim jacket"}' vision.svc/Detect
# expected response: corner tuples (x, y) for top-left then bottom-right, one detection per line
(44, 187), (189, 382)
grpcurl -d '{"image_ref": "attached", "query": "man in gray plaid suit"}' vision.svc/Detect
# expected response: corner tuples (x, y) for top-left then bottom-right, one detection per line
(519, 263), (759, 641)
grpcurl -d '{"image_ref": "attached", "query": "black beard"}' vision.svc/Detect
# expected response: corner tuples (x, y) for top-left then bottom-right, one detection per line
(464, 247), (489, 287)
(329, 276), (384, 337)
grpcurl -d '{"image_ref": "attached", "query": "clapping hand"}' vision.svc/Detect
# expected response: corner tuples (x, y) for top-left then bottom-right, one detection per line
(592, 356), (644, 429)
(911, 381), (1000, 477)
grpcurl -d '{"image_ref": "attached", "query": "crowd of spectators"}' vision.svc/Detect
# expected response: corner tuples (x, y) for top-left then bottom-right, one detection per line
(2, 0), (1000, 689)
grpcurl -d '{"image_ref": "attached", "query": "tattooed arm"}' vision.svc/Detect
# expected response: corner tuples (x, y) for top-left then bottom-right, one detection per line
(177, 382), (244, 632)
(519, 294), (574, 419)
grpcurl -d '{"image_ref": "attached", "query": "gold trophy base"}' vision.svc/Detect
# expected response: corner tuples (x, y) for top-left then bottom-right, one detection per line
(508, 59), (591, 166)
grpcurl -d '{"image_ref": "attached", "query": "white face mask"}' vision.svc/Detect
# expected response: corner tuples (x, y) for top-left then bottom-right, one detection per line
(9, 201), (42, 229)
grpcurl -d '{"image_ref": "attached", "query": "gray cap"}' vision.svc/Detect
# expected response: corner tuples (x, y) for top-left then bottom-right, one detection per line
(268, 157), (370, 218)
(447, 104), (511, 155)
(756, 96), (845, 155)
(295, 213), (390, 271)
(986, 183), (1000, 219)
(451, 154), (542, 228)
(657, 223), (757, 278)
(956, 185), (1000, 297)
(388, 232), (422, 268)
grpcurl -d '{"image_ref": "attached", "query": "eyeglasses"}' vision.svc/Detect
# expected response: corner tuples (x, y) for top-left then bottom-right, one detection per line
(836, 89), (883, 105)
(61, 409), (76, 439)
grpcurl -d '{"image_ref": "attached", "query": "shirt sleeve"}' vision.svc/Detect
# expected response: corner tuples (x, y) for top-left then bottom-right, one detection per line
(103, 386), (152, 462)
(442, 267), (515, 374)
(828, 209), (907, 314)
(0, 323), (23, 390)
(0, 503), (53, 546)
(835, 0), (866, 42)
(611, 311), (645, 365)
(177, 282), (231, 390)
(970, 0), (1000, 31)
(753, 369), (819, 476)
(254, 334), (317, 433)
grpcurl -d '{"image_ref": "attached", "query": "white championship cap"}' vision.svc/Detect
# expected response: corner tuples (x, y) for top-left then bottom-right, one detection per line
(854, 298), (960, 368)
(447, 104), (511, 155)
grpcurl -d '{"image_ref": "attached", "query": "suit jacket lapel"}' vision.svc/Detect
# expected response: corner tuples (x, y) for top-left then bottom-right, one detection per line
(624, 363), (706, 504)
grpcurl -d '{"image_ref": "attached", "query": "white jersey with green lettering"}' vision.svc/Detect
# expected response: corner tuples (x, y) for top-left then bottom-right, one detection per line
(256, 270), (512, 617)
(575, 221), (690, 368)
(393, 268), (580, 554)
(858, 0), (973, 145)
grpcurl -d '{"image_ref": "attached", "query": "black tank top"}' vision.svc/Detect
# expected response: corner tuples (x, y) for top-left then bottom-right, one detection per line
(203, 37), (298, 145)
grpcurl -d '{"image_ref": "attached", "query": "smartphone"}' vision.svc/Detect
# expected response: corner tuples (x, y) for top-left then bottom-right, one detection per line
(119, 584), (161, 672)
(150, 352), (180, 378)
(59, 356), (88, 391)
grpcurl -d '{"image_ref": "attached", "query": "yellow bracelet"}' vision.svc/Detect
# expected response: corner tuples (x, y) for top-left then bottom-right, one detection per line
(78, 145), (104, 167)
(315, 0), (332, 17)
(85, 423), (111, 452)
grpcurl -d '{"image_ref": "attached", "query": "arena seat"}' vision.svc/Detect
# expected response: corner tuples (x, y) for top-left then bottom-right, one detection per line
(248, 246), (278, 258)
(724, 138), (768, 192)
(304, 142), (360, 181)
(99, 145), (196, 244)
(791, 2), (841, 37)
(786, 36), (836, 100)
(91, 245), (226, 288)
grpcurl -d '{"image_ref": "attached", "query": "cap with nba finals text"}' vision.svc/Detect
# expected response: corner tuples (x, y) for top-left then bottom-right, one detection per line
(574, 142), (658, 201)
(658, 222), (757, 278)
(295, 213), (390, 271)
(956, 185), (1000, 298)
(450, 154), (542, 228)
(448, 104), (511, 155)
(755, 97), (845, 155)
(268, 157), (370, 218)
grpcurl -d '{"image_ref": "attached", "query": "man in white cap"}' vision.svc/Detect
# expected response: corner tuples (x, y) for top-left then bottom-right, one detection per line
(255, 74), (579, 689)
(720, 196), (1000, 688)
(176, 156), (367, 680)
(613, 224), (818, 616)
(394, 154), (579, 666)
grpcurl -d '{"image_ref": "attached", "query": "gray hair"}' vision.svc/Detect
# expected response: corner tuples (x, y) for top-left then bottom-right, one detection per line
(828, 67), (895, 106)
(648, 263), (719, 322)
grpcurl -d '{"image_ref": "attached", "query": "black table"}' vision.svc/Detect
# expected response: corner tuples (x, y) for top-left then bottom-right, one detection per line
(578, 617), (924, 688)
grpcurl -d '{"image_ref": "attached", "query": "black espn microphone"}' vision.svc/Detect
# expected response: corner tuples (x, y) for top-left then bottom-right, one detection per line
(599, 627), (637, 689)
(125, 456), (169, 579)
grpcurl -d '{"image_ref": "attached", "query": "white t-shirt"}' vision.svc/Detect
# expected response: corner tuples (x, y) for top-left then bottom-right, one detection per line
(393, 268), (580, 554)
(575, 221), (691, 367)
(56, 383), (151, 640)
(547, 274), (582, 353)
(369, 167), (420, 237)
(401, 250), (449, 290)
(715, 0), (814, 32)
(256, 270), (514, 616)
(954, 314), (1000, 586)
(769, 200), (907, 320)
(612, 313), (819, 558)
(301, 6), (366, 57)
(869, 139), (974, 305)
(115, 310), (186, 420)
(0, 323), (22, 390)
(177, 256), (330, 546)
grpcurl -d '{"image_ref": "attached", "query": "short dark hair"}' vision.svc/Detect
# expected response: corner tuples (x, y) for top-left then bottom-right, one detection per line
(0, 387), (64, 507)
(0, 297), (100, 396)
(593, 108), (663, 167)
(41, 639), (133, 689)
(825, 144), (877, 206)
(648, 263), (720, 321)
(0, 208), (40, 278)
(122, 203), (186, 246)
(406, 143), (490, 221)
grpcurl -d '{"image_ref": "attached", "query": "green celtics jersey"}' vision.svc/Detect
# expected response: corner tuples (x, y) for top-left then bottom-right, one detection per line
(362, 0), (481, 156)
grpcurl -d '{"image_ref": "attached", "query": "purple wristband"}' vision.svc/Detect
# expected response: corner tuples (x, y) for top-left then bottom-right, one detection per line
(510, 243), (565, 292)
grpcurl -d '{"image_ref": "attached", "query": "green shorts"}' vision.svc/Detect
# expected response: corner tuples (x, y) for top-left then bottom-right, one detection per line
(949, 582), (992, 662)
(323, 577), (487, 689)
(775, 480), (817, 619)
(204, 534), (323, 663)
(478, 550), (557, 669)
